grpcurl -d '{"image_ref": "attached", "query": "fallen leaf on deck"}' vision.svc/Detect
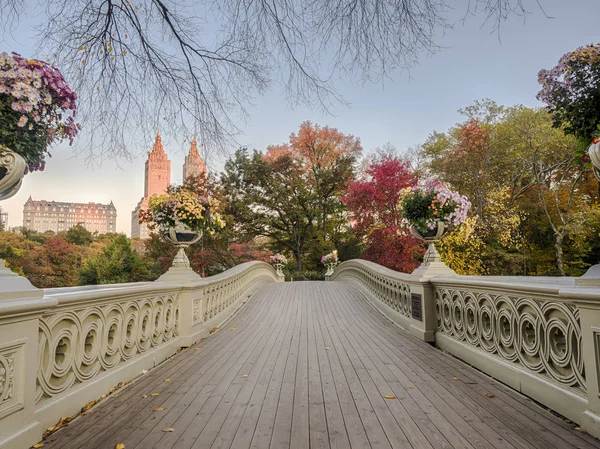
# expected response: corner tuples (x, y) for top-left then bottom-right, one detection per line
(231, 327), (237, 331)
(575, 427), (582, 432)
(33, 444), (44, 448)
(150, 393), (159, 397)
(453, 377), (460, 381)
(486, 393), (495, 398)
(115, 444), (125, 449)
(82, 400), (96, 412)
(325, 347), (330, 350)
(142, 395), (148, 398)
(164, 378), (171, 382)
(242, 375), (248, 378)
(384, 395), (396, 399)
(162, 428), (175, 432)
(408, 385), (414, 389)
(153, 407), (165, 412)
(193, 348), (200, 350)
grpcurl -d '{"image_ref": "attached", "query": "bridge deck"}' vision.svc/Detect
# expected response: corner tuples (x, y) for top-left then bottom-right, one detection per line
(43, 281), (600, 449)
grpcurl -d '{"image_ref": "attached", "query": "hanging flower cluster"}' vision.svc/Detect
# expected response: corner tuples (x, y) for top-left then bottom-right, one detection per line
(536, 43), (600, 145)
(269, 253), (288, 265)
(400, 179), (471, 233)
(139, 188), (225, 234)
(321, 250), (339, 265)
(0, 52), (79, 172)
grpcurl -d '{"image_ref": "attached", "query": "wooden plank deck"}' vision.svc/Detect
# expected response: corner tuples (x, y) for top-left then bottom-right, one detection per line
(42, 282), (600, 449)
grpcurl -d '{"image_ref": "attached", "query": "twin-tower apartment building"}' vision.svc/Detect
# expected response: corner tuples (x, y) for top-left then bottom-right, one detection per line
(21, 133), (206, 237)
(130, 132), (207, 239)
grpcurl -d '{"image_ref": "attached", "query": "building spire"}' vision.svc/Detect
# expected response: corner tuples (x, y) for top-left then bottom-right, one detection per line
(189, 137), (201, 159)
(149, 131), (167, 160)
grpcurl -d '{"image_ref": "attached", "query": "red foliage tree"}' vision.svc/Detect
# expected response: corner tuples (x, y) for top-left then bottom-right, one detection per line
(344, 156), (424, 273)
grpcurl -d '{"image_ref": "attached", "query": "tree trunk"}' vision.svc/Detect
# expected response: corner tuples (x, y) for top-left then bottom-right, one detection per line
(555, 232), (566, 276)
(294, 250), (302, 272)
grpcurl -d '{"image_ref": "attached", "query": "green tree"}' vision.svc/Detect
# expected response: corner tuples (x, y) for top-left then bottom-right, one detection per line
(60, 224), (94, 246)
(79, 234), (155, 285)
(221, 122), (361, 271)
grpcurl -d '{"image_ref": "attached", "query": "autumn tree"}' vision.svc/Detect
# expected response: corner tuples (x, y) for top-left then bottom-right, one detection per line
(222, 122), (361, 270)
(344, 155), (423, 272)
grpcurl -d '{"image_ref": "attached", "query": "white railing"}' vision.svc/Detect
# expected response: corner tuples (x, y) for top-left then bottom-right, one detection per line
(329, 259), (600, 438)
(0, 261), (278, 449)
(433, 280), (585, 395)
(331, 260), (414, 327)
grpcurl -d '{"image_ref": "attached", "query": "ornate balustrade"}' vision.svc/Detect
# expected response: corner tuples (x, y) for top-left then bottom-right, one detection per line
(330, 260), (415, 329)
(329, 260), (600, 437)
(0, 261), (278, 449)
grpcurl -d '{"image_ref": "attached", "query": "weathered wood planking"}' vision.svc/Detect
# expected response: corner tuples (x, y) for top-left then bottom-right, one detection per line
(43, 282), (600, 449)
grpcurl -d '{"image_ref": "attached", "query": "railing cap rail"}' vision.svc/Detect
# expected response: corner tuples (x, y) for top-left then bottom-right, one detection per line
(333, 259), (414, 282)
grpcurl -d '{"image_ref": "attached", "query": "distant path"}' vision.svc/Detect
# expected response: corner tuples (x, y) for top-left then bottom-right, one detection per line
(42, 281), (600, 449)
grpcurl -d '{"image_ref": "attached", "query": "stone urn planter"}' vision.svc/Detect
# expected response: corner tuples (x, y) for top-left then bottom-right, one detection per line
(409, 220), (448, 264)
(273, 263), (285, 277)
(0, 147), (27, 200)
(324, 261), (338, 277)
(161, 223), (203, 269)
(588, 140), (600, 180)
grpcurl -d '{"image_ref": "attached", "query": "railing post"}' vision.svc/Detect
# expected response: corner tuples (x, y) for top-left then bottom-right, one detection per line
(156, 265), (203, 348)
(566, 290), (600, 438)
(408, 279), (436, 343)
(0, 261), (55, 449)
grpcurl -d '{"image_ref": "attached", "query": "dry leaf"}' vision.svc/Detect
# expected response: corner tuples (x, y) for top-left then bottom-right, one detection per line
(384, 395), (396, 399)
(408, 385), (414, 389)
(153, 407), (165, 412)
(325, 347), (330, 350)
(575, 427), (582, 432)
(109, 387), (116, 393)
(150, 393), (159, 397)
(115, 444), (125, 449)
(82, 400), (96, 412)
(231, 327), (237, 331)
(33, 444), (44, 448)
(452, 377), (460, 381)
(193, 348), (201, 351)
(101, 394), (107, 399)
(242, 375), (248, 378)
(164, 378), (171, 382)
(486, 393), (495, 398)
(142, 395), (148, 398)
(162, 428), (175, 432)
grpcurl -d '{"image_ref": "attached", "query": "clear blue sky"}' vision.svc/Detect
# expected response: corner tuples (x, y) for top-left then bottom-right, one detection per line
(1, 1), (598, 234)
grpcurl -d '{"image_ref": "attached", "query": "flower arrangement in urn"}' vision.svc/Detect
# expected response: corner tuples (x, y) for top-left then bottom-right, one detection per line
(321, 250), (339, 276)
(400, 180), (471, 242)
(269, 253), (287, 277)
(139, 187), (225, 267)
(0, 52), (79, 199)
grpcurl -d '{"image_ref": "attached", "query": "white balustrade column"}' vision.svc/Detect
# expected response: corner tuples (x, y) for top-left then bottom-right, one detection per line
(566, 289), (600, 438)
(408, 280), (436, 342)
(0, 261), (56, 449)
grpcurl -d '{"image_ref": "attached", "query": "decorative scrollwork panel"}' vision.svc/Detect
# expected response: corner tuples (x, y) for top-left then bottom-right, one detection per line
(336, 266), (411, 319)
(434, 288), (585, 394)
(36, 294), (180, 403)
